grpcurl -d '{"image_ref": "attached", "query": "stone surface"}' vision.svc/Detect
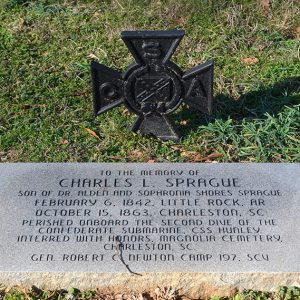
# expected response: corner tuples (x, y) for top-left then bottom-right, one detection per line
(0, 163), (299, 297)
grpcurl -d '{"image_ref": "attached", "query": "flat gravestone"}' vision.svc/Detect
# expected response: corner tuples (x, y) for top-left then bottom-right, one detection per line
(0, 163), (299, 297)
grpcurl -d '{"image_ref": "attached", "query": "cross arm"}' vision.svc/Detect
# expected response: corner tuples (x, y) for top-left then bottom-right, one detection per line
(91, 61), (124, 116)
(182, 59), (214, 114)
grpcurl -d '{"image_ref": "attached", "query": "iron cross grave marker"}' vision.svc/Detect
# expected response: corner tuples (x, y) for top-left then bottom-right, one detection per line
(91, 30), (214, 141)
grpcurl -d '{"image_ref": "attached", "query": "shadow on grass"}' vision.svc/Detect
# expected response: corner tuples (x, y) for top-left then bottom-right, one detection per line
(176, 76), (300, 137)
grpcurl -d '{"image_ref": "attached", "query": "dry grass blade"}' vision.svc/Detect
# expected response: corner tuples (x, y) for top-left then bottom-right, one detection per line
(59, 139), (69, 144)
(193, 152), (223, 162)
(122, 108), (131, 116)
(260, 0), (270, 15)
(154, 287), (178, 300)
(130, 149), (145, 159)
(241, 58), (259, 65)
(0, 283), (6, 293)
(84, 128), (100, 140)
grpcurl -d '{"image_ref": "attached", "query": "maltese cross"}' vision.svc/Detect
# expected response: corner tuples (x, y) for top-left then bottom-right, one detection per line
(91, 30), (214, 141)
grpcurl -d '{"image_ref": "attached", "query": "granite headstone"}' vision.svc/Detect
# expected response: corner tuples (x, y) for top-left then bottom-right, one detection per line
(0, 163), (299, 297)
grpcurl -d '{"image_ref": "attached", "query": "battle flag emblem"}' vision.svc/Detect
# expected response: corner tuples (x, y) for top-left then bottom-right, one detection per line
(91, 30), (214, 141)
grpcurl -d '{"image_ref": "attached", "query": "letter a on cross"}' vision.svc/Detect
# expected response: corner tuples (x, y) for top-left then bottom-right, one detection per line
(91, 30), (214, 141)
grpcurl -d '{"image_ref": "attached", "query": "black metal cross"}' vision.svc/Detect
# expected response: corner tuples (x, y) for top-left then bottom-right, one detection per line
(91, 30), (213, 141)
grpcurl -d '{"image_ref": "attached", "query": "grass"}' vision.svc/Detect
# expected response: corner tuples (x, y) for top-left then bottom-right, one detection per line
(1, 286), (300, 300)
(0, 0), (299, 162)
(0, 3), (299, 298)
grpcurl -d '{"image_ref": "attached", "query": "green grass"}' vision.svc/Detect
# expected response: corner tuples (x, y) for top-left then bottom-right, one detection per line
(1, 286), (300, 300)
(0, 0), (299, 162)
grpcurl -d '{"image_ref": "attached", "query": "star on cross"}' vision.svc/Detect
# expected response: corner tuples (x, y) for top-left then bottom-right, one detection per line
(91, 30), (214, 141)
